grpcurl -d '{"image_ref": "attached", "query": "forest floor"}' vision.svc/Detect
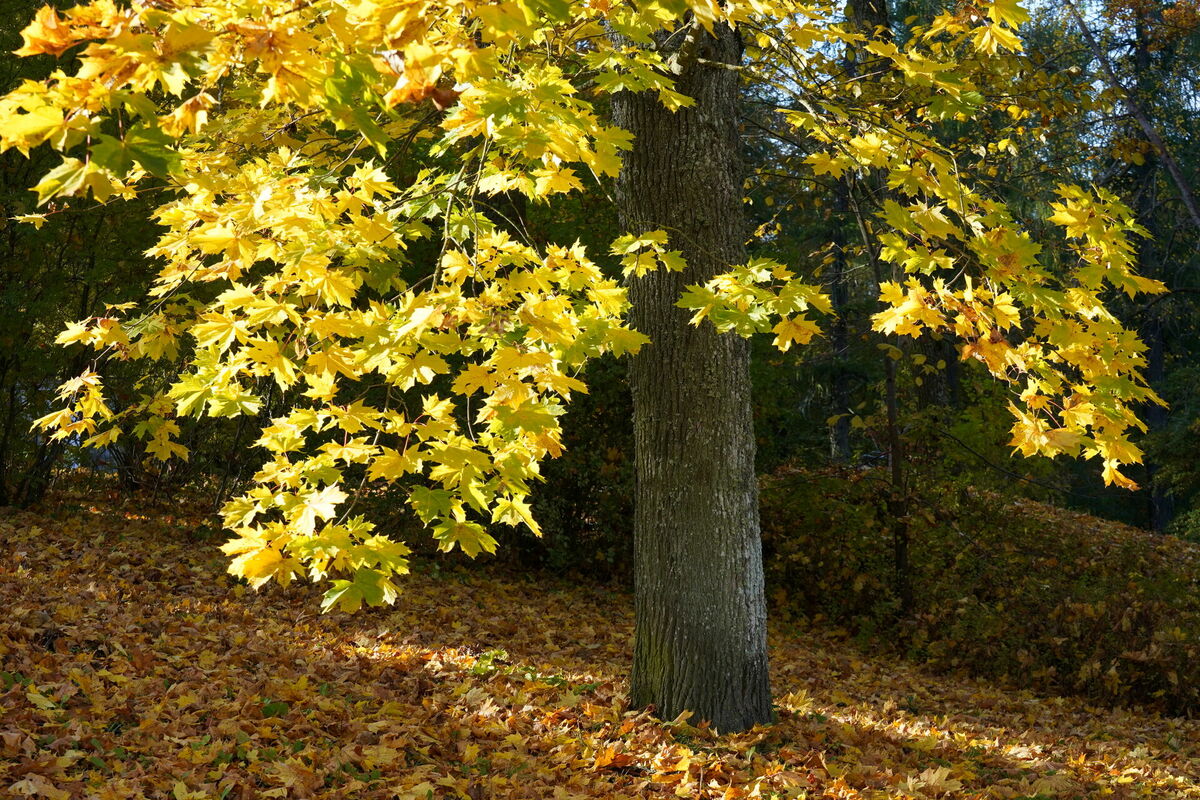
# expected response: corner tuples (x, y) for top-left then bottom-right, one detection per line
(2, 493), (1199, 800)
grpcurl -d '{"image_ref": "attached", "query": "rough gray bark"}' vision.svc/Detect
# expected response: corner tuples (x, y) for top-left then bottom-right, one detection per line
(613, 22), (773, 733)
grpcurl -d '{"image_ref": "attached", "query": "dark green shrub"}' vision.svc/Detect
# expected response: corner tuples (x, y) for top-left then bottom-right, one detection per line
(761, 465), (1200, 713)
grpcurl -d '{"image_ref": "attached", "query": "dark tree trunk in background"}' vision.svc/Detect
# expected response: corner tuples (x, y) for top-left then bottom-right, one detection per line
(613, 22), (773, 733)
(828, 203), (852, 463)
(846, 0), (890, 35)
(843, 0), (913, 611)
(1143, 315), (1173, 530)
(1128, 6), (1175, 532)
(826, 0), (894, 466)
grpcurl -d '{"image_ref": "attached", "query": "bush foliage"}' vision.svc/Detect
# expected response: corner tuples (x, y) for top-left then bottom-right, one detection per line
(761, 465), (1200, 713)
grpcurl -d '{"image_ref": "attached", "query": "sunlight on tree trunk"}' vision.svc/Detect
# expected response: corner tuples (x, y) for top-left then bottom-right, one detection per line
(615, 23), (773, 733)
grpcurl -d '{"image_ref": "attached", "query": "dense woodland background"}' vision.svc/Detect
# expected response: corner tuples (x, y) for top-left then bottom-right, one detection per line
(2, 0), (1200, 710)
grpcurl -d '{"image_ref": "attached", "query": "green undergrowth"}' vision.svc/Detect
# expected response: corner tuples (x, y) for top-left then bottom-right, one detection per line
(760, 465), (1200, 714)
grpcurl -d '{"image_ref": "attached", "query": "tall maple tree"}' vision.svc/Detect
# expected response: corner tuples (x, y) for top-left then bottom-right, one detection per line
(1, 0), (1166, 729)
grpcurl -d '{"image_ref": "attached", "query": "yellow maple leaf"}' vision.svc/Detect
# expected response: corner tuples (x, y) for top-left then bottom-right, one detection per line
(15, 6), (78, 57)
(772, 316), (821, 352)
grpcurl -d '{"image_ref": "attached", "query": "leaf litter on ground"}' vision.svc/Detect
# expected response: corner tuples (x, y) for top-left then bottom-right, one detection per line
(1, 494), (1198, 799)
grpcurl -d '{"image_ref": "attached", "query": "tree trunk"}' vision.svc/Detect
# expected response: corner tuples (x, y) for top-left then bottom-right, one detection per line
(828, 279), (852, 460)
(829, 190), (853, 464)
(613, 22), (773, 733)
(1127, 6), (1175, 532)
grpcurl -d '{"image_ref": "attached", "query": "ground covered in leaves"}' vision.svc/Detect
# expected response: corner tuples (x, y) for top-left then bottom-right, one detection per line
(3, 496), (1199, 799)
